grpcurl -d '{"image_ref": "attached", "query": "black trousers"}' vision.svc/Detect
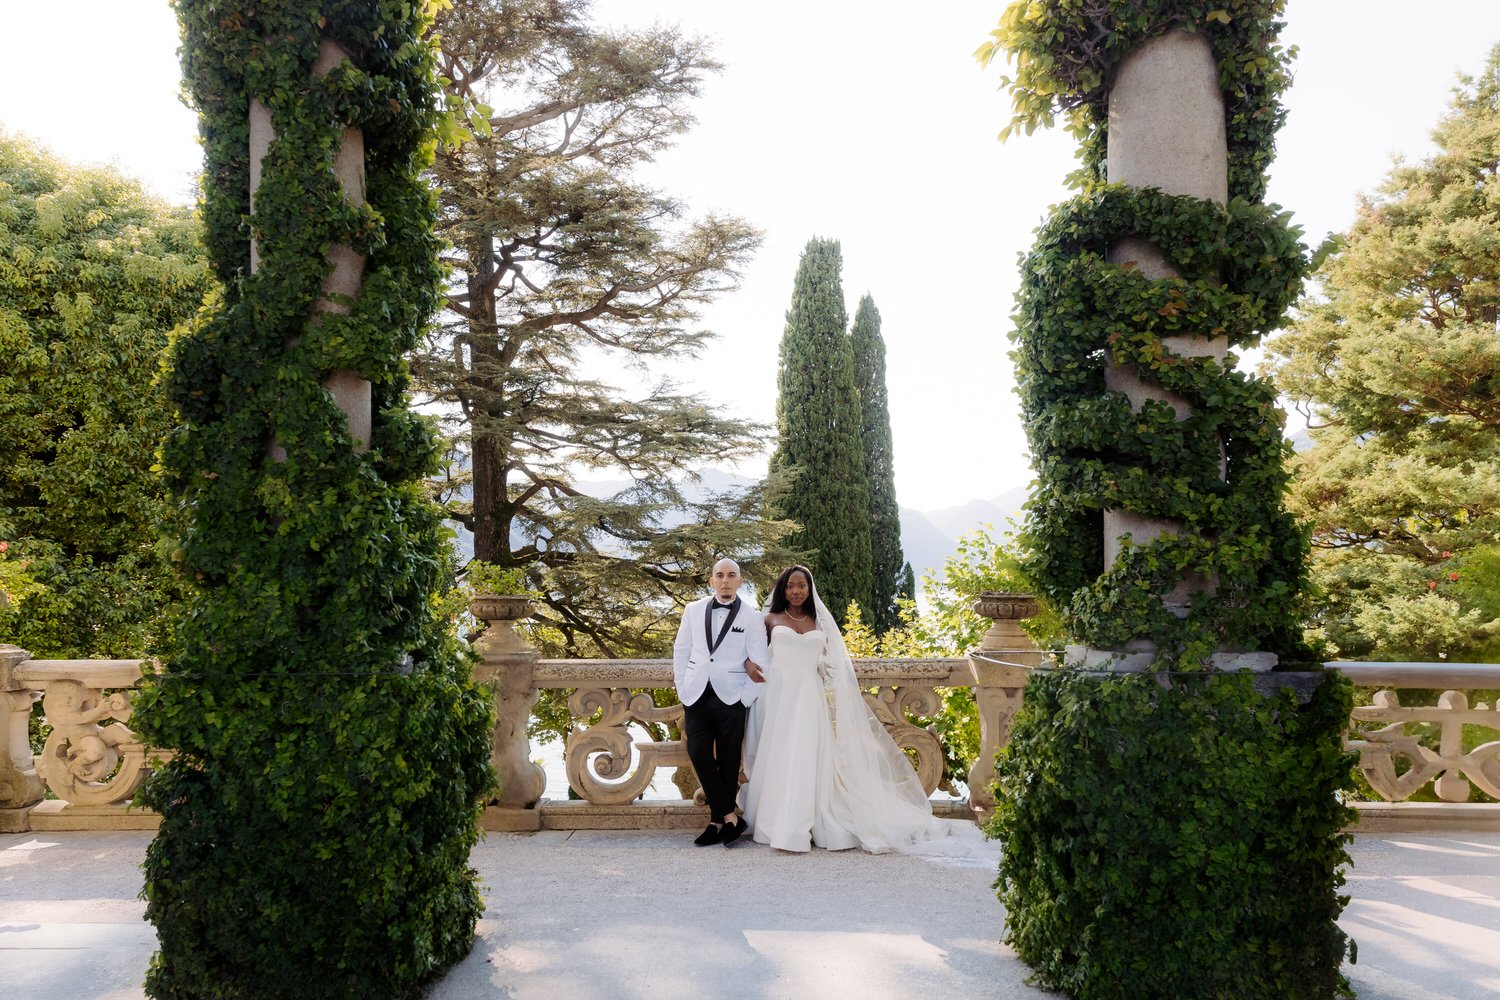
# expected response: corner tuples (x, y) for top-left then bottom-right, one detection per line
(681, 683), (747, 823)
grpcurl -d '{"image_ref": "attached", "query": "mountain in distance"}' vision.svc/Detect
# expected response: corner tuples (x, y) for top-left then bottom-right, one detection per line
(899, 482), (1031, 579)
(446, 467), (765, 564)
(446, 464), (1031, 585)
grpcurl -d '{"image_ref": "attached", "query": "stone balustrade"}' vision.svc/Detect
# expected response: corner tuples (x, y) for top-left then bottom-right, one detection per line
(6, 623), (1498, 833)
(1332, 661), (1500, 810)
(0, 645), (162, 832)
(473, 592), (1044, 831)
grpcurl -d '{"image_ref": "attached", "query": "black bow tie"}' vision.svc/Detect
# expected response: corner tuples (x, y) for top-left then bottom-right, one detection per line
(713, 601), (735, 609)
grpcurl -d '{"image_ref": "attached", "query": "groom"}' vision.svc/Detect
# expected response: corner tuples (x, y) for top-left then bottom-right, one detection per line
(673, 557), (769, 847)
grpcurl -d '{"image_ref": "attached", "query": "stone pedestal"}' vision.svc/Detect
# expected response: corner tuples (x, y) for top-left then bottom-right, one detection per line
(966, 593), (1042, 817)
(471, 595), (547, 826)
(0, 644), (42, 833)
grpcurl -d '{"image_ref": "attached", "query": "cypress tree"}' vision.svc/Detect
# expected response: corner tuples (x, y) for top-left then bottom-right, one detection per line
(769, 238), (872, 623)
(850, 294), (906, 632)
(898, 561), (917, 604)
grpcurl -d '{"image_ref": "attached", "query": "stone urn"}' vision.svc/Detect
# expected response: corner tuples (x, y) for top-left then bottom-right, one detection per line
(469, 594), (535, 657)
(972, 592), (1040, 652)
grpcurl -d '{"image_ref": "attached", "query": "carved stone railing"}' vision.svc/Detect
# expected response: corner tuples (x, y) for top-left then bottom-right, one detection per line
(0, 644), (161, 832)
(538, 657), (963, 805)
(1331, 661), (1500, 808)
(8, 633), (1496, 833)
(472, 591), (1046, 831)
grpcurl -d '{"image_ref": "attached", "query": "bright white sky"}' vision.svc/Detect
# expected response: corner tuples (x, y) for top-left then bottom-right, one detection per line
(3, 1), (1499, 510)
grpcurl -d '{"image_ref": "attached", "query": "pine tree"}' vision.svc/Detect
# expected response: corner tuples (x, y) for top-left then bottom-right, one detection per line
(850, 294), (906, 632)
(1267, 44), (1500, 660)
(769, 238), (873, 624)
(417, 0), (788, 656)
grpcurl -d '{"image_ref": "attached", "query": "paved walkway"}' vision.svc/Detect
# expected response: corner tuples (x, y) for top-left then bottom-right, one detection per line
(2, 829), (1498, 998)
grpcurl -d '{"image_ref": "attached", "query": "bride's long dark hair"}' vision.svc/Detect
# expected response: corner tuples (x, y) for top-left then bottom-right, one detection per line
(766, 565), (817, 619)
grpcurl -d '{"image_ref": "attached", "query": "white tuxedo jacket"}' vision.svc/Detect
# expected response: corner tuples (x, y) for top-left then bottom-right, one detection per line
(673, 595), (770, 708)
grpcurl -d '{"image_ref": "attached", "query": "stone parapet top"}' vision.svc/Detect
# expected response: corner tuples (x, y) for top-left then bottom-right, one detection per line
(532, 657), (969, 687)
(13, 660), (151, 687)
(1329, 661), (1500, 689)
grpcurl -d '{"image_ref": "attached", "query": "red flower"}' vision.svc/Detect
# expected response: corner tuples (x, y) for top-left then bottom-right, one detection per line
(1428, 580), (1438, 590)
(0, 540), (8, 553)
(1441, 551), (1452, 558)
(1450, 572), (1460, 582)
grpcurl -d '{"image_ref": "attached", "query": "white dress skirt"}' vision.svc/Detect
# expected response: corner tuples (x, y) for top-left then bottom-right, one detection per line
(742, 625), (961, 854)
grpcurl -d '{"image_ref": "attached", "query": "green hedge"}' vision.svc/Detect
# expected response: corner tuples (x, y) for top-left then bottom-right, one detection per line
(991, 670), (1357, 1000)
(133, 3), (493, 998)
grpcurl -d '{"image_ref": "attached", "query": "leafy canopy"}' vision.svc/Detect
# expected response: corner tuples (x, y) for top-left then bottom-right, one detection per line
(0, 132), (212, 657)
(1266, 43), (1500, 661)
(417, 0), (790, 657)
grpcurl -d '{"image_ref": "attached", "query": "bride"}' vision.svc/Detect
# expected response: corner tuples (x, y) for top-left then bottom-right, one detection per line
(740, 564), (955, 853)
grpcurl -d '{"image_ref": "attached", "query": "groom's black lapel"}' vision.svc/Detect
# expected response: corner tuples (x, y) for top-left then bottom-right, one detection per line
(705, 596), (741, 656)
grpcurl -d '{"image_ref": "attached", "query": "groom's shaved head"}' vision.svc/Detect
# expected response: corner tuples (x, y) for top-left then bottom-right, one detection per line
(710, 558), (742, 601)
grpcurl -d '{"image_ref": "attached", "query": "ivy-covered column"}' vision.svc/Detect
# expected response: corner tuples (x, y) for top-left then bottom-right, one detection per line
(249, 39), (371, 453)
(133, 4), (493, 998)
(1095, 30), (1230, 650)
(980, 3), (1357, 997)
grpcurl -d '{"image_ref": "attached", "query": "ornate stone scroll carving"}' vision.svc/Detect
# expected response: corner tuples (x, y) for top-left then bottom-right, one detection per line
(36, 681), (149, 806)
(865, 685), (945, 796)
(1348, 688), (1500, 802)
(565, 688), (689, 805)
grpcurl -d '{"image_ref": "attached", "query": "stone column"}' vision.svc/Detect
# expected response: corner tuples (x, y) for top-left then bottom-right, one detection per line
(1079, 28), (1263, 669)
(966, 593), (1041, 817)
(0, 644), (42, 832)
(251, 39), (372, 456)
(470, 595), (547, 831)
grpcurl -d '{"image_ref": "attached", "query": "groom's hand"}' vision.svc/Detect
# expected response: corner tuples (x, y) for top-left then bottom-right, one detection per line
(745, 659), (766, 683)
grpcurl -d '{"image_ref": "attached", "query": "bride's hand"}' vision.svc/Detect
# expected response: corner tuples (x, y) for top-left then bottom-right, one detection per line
(745, 658), (766, 683)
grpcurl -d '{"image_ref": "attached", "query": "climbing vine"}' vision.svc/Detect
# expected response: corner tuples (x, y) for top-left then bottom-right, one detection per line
(982, 0), (1312, 667)
(982, 4), (1356, 997)
(977, 0), (1296, 200)
(134, 3), (493, 998)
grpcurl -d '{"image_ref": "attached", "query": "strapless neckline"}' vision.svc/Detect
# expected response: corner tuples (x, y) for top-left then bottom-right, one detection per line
(772, 624), (824, 639)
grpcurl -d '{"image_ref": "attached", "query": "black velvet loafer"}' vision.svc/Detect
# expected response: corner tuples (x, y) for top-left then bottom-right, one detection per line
(693, 823), (721, 846)
(720, 818), (747, 847)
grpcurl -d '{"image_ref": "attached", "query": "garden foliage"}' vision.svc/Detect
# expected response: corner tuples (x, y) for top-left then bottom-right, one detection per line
(0, 135), (211, 657)
(1266, 44), (1500, 662)
(134, 3), (492, 997)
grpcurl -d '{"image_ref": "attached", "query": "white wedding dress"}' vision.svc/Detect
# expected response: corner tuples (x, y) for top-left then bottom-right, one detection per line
(742, 609), (969, 856)
(742, 626), (858, 852)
